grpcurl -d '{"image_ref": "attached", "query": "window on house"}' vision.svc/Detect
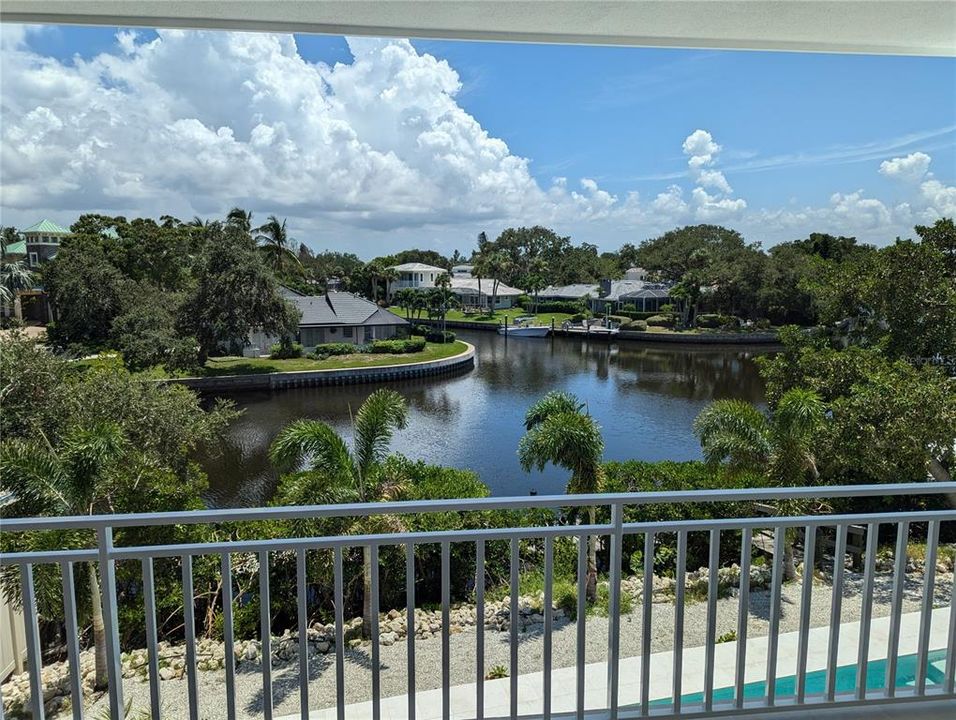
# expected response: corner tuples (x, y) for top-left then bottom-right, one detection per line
(344, 326), (354, 338)
(28, 252), (38, 267)
(365, 326), (374, 341)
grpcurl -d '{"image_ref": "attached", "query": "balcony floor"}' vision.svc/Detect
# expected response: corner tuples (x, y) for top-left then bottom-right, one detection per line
(275, 608), (952, 720)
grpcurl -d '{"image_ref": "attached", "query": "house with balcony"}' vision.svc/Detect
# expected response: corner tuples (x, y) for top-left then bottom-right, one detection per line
(388, 262), (447, 293)
(388, 262), (521, 309)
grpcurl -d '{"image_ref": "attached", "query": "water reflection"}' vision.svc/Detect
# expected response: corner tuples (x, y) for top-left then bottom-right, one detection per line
(201, 330), (769, 506)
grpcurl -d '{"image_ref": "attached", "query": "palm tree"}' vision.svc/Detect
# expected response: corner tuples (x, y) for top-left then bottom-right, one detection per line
(518, 392), (605, 600)
(268, 389), (409, 635)
(693, 388), (825, 579)
(1, 423), (127, 689)
(380, 267), (399, 303)
(255, 215), (301, 275)
(1, 259), (34, 306)
(225, 207), (253, 234)
(366, 262), (383, 302)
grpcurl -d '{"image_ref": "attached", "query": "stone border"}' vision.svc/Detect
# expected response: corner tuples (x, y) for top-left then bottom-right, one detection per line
(163, 342), (475, 392)
(415, 318), (780, 345)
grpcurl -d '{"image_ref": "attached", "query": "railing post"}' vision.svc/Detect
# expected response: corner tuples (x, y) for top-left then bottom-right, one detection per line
(97, 526), (124, 720)
(606, 502), (623, 718)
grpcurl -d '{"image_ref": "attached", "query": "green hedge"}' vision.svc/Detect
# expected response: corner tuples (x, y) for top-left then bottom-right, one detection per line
(369, 338), (426, 354)
(697, 313), (740, 329)
(520, 299), (586, 314)
(646, 314), (676, 328)
(425, 329), (457, 343)
(410, 324), (430, 337)
(311, 342), (356, 356)
(269, 341), (303, 359)
(608, 309), (663, 321)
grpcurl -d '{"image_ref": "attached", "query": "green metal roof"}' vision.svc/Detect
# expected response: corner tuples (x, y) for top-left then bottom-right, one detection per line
(3, 240), (26, 255)
(23, 219), (70, 235)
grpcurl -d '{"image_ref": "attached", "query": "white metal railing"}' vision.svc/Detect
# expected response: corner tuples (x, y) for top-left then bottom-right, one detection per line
(1, 483), (955, 720)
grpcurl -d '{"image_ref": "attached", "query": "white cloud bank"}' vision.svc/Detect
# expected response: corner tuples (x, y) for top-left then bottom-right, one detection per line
(1, 28), (953, 253)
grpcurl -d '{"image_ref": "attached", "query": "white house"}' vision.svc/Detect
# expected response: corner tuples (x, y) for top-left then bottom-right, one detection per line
(387, 263), (447, 295)
(449, 277), (523, 310)
(451, 264), (474, 277)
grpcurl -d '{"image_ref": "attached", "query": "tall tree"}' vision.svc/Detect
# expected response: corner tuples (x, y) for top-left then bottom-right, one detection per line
(269, 389), (409, 635)
(177, 224), (299, 363)
(518, 392), (605, 600)
(255, 215), (301, 276)
(225, 207), (254, 234)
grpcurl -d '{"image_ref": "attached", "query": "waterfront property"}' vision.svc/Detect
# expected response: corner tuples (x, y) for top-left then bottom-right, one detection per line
(538, 269), (673, 314)
(449, 277), (523, 310)
(386, 261), (521, 310)
(246, 290), (408, 356)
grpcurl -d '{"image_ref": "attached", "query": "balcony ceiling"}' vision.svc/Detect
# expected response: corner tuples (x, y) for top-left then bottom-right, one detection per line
(2, 1), (954, 56)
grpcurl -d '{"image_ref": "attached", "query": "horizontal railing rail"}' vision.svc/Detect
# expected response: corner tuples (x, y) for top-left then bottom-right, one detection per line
(0, 483), (954, 720)
(1, 481), (953, 532)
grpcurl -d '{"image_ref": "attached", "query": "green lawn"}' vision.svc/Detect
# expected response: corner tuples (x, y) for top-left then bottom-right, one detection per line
(193, 340), (468, 377)
(73, 341), (470, 378)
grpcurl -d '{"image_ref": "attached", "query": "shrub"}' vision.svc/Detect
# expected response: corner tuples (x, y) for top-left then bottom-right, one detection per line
(370, 338), (426, 354)
(554, 581), (579, 620)
(519, 299), (585, 315)
(614, 309), (664, 321)
(696, 313), (742, 330)
(410, 324), (430, 337)
(570, 313), (587, 323)
(627, 320), (648, 331)
(425, 329), (456, 343)
(646, 314), (675, 328)
(717, 630), (737, 644)
(311, 342), (356, 356)
(270, 340), (303, 359)
(754, 318), (772, 330)
(486, 665), (508, 680)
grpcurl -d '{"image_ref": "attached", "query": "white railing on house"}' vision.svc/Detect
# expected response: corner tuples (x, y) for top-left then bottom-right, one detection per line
(1, 483), (955, 720)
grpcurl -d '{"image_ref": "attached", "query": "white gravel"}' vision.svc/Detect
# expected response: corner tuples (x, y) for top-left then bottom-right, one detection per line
(79, 567), (952, 720)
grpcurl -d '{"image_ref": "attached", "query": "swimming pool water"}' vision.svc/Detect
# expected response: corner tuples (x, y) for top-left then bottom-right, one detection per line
(650, 648), (949, 707)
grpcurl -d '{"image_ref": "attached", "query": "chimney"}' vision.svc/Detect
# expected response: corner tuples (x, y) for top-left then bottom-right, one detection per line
(599, 278), (612, 297)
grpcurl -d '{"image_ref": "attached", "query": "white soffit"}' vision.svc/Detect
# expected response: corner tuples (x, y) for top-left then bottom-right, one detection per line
(1, 0), (955, 57)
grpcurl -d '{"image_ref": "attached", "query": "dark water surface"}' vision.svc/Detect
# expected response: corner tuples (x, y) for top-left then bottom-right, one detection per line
(202, 330), (768, 505)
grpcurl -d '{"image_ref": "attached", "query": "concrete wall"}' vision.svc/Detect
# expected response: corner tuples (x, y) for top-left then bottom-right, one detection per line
(169, 342), (475, 392)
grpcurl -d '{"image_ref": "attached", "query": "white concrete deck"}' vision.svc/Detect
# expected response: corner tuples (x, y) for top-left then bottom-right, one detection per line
(280, 608), (953, 720)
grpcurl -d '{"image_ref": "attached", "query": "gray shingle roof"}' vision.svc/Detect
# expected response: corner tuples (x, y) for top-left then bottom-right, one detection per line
(292, 293), (408, 327)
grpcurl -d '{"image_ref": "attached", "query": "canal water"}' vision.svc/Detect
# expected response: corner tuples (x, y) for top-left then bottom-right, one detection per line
(202, 330), (768, 506)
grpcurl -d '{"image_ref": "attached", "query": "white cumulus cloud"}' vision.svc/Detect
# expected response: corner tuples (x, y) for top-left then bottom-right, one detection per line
(0, 27), (952, 251)
(879, 151), (932, 182)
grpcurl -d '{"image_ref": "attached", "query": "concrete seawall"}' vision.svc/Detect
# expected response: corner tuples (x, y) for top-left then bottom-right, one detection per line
(164, 342), (475, 392)
(414, 318), (781, 345)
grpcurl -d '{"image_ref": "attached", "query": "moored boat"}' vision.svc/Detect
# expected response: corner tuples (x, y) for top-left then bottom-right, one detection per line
(498, 324), (551, 337)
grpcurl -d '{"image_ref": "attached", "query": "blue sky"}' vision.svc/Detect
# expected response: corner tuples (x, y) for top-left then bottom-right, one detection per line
(3, 24), (954, 255)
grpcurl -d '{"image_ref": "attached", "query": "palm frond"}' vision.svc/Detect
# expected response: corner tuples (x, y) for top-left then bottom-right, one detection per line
(352, 390), (409, 479)
(523, 391), (584, 430)
(0, 440), (70, 516)
(693, 400), (773, 469)
(272, 470), (361, 507)
(773, 388), (825, 444)
(268, 419), (355, 480)
(518, 411), (604, 494)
